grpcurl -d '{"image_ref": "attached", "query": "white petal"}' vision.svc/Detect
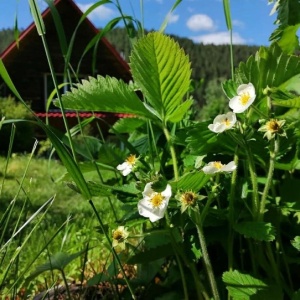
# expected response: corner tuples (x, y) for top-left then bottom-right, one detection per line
(117, 162), (128, 171)
(142, 182), (154, 197)
(138, 199), (167, 222)
(208, 123), (226, 133)
(237, 83), (255, 97)
(221, 161), (237, 172)
(229, 96), (244, 113)
(161, 184), (172, 199)
(229, 83), (256, 113)
(202, 165), (220, 174)
(117, 162), (133, 176)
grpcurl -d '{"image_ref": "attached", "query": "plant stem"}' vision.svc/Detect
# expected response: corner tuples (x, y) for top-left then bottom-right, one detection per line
(61, 269), (72, 300)
(195, 214), (220, 300)
(228, 149), (239, 271)
(258, 138), (279, 221)
(169, 229), (209, 300)
(89, 199), (136, 299)
(39, 34), (77, 162)
(163, 126), (179, 181)
(244, 143), (259, 218)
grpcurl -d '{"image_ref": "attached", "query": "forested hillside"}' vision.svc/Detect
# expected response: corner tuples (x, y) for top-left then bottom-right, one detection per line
(0, 27), (259, 118)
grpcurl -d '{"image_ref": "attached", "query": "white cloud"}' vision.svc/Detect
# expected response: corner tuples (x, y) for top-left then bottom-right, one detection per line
(186, 14), (215, 32)
(156, 0), (163, 3)
(232, 19), (244, 28)
(77, 3), (115, 21)
(190, 31), (247, 45)
(167, 13), (179, 24)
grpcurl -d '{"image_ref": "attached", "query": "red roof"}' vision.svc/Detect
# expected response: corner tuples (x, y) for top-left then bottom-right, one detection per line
(0, 0), (130, 74)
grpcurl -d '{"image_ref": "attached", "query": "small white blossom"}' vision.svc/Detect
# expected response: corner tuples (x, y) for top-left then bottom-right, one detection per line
(202, 161), (236, 174)
(117, 154), (137, 176)
(138, 182), (172, 222)
(112, 226), (129, 251)
(229, 83), (256, 113)
(208, 112), (237, 133)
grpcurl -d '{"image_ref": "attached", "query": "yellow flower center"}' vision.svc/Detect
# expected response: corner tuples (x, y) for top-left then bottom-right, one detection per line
(180, 192), (196, 206)
(150, 193), (164, 208)
(240, 92), (251, 105)
(222, 118), (231, 126)
(213, 161), (223, 169)
(266, 120), (280, 133)
(113, 230), (125, 241)
(126, 154), (136, 165)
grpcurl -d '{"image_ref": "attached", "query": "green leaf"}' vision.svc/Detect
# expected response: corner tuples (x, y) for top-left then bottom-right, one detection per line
(291, 236), (300, 251)
(112, 117), (146, 133)
(223, 270), (268, 299)
(26, 250), (86, 283)
(185, 122), (218, 155)
(59, 75), (154, 119)
(166, 98), (193, 123)
(130, 32), (191, 123)
(233, 221), (276, 242)
(272, 97), (300, 108)
(222, 79), (238, 99)
(87, 181), (140, 197)
(277, 24), (300, 54)
(172, 171), (210, 192)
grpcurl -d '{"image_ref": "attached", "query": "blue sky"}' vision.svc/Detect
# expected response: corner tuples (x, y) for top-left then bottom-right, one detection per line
(0, 0), (277, 46)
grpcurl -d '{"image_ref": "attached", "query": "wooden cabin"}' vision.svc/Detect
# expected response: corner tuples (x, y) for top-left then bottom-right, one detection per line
(0, 0), (131, 136)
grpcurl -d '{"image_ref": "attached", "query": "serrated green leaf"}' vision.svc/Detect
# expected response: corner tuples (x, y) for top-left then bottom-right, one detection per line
(185, 122), (218, 155)
(112, 117), (146, 133)
(223, 270), (268, 299)
(166, 98), (193, 122)
(130, 32), (191, 122)
(172, 171), (210, 192)
(291, 236), (300, 251)
(234, 221), (276, 242)
(277, 24), (300, 54)
(222, 79), (238, 99)
(59, 75), (154, 119)
(272, 97), (300, 108)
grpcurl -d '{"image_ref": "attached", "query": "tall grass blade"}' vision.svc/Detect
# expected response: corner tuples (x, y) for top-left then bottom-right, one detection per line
(159, 0), (182, 33)
(223, 0), (232, 30)
(44, 0), (68, 55)
(28, 0), (46, 35)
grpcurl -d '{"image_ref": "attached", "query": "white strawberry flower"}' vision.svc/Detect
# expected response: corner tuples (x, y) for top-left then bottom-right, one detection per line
(208, 111), (237, 133)
(202, 161), (237, 174)
(117, 154), (137, 176)
(229, 83), (256, 113)
(138, 182), (172, 222)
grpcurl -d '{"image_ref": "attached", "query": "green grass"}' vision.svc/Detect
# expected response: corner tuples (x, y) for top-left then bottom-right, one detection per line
(0, 154), (123, 297)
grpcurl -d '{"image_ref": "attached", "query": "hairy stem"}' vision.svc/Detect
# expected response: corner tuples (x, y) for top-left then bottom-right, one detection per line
(258, 138), (279, 221)
(228, 149), (239, 271)
(195, 213), (220, 300)
(163, 126), (179, 181)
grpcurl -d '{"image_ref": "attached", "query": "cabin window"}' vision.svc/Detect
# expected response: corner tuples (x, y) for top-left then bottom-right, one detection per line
(43, 73), (87, 111)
